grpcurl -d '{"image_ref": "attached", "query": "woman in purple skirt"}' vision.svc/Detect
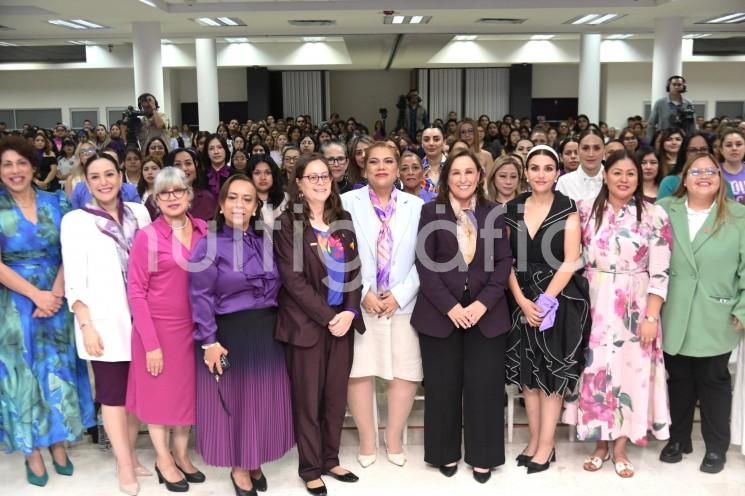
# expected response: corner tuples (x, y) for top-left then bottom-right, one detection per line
(189, 174), (294, 496)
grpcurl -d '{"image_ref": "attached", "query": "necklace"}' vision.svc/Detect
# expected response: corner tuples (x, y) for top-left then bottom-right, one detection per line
(169, 218), (189, 231)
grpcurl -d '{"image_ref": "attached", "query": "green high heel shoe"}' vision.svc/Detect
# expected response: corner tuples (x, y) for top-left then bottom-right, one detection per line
(25, 460), (49, 487)
(49, 447), (74, 476)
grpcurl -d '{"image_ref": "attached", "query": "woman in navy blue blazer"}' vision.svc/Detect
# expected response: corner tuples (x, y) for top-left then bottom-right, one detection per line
(410, 148), (513, 484)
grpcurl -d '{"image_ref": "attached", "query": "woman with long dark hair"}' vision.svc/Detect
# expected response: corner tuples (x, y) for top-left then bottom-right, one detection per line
(274, 153), (364, 495)
(201, 133), (231, 197)
(245, 154), (287, 227)
(166, 147), (218, 221)
(564, 149), (672, 478)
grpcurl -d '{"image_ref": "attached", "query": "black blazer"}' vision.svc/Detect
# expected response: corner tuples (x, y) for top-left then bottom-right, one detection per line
(410, 200), (512, 338)
(274, 210), (365, 347)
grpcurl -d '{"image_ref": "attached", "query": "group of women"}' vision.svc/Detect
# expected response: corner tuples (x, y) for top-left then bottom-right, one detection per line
(1, 116), (745, 496)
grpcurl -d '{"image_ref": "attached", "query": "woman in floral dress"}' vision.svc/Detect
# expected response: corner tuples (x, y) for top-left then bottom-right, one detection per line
(563, 149), (672, 478)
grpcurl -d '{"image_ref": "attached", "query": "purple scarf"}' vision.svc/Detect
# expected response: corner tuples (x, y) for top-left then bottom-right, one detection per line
(207, 165), (230, 196)
(82, 199), (140, 283)
(369, 187), (397, 293)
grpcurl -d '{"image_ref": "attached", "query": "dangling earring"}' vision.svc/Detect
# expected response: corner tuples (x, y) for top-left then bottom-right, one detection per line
(298, 191), (305, 201)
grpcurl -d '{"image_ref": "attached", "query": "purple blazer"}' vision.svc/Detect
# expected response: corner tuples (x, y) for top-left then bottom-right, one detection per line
(410, 200), (512, 338)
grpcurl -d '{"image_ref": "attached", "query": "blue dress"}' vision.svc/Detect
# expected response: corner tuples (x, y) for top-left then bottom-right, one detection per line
(0, 188), (94, 454)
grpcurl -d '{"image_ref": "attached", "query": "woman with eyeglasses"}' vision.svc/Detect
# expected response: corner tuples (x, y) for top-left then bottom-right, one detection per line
(621, 128), (640, 154)
(274, 153), (364, 495)
(231, 149), (249, 175)
(342, 143), (424, 470)
(0, 136), (95, 488)
(280, 145), (301, 189)
(189, 174), (294, 496)
(166, 148), (218, 222)
(61, 153), (152, 495)
(126, 167), (208, 492)
(656, 153), (745, 475)
(321, 140), (352, 194)
(657, 132), (735, 201)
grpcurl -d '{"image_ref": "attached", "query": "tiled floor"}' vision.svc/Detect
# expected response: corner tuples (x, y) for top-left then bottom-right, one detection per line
(3, 424), (745, 496)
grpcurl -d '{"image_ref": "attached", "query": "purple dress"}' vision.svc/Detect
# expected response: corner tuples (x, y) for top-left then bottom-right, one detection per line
(189, 226), (294, 469)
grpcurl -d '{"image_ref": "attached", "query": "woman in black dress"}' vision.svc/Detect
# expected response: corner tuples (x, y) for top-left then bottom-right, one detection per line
(504, 145), (591, 474)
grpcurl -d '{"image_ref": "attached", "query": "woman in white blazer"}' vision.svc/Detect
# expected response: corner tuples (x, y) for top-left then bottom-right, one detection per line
(341, 142), (424, 468)
(61, 153), (152, 496)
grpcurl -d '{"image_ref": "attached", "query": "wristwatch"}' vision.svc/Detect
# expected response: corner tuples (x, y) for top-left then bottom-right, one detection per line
(644, 315), (659, 323)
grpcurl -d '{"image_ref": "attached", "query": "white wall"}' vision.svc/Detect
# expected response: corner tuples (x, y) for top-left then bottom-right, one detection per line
(174, 67), (248, 103)
(0, 69), (135, 127)
(329, 70), (411, 131)
(604, 61), (745, 129)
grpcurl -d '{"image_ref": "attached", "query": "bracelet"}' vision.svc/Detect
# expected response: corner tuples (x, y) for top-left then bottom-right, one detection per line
(644, 315), (659, 323)
(201, 341), (220, 350)
(79, 320), (91, 329)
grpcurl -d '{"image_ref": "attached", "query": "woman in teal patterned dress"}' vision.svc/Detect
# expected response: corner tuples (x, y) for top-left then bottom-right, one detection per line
(0, 136), (94, 487)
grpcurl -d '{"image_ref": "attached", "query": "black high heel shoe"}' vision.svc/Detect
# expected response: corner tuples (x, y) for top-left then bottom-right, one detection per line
(231, 471), (257, 496)
(251, 472), (267, 492)
(439, 464), (458, 477)
(174, 461), (206, 483)
(526, 449), (556, 474)
(516, 453), (532, 467)
(155, 464), (189, 492)
(473, 468), (491, 484)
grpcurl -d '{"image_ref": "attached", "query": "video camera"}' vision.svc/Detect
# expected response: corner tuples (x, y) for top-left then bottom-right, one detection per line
(122, 106), (145, 144)
(674, 104), (696, 127)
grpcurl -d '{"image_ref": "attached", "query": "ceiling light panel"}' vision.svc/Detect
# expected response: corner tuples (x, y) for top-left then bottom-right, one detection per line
(531, 34), (555, 40)
(139, 0), (156, 6)
(49, 19), (108, 30)
(698, 12), (745, 24)
(607, 34), (633, 40)
(225, 37), (249, 43)
(476, 18), (527, 24)
(383, 15), (432, 25)
(194, 17), (246, 27)
(454, 35), (478, 41)
(0, 41), (18, 46)
(683, 33), (712, 39)
(565, 13), (624, 25)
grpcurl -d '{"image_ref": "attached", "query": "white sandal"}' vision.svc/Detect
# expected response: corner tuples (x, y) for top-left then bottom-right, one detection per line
(613, 459), (634, 478)
(582, 453), (610, 472)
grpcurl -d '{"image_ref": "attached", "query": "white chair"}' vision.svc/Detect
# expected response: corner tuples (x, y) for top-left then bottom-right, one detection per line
(403, 393), (425, 445)
(505, 384), (521, 443)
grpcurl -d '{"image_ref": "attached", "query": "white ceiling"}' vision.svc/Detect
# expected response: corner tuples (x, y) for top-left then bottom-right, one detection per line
(0, 0), (743, 68)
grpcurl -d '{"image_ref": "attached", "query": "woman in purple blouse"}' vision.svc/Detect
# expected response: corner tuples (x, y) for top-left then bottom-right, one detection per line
(165, 148), (218, 221)
(201, 134), (231, 197)
(189, 174), (294, 496)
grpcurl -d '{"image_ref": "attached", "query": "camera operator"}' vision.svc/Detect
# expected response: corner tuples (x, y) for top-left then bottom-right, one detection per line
(647, 75), (696, 139)
(133, 92), (169, 148)
(396, 89), (429, 141)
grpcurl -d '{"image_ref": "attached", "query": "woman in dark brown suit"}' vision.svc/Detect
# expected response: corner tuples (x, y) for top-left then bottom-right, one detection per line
(274, 153), (365, 496)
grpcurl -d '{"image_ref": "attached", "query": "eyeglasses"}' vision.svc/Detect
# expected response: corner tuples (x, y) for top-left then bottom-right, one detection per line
(284, 156), (299, 163)
(80, 148), (96, 156)
(156, 188), (188, 201)
(326, 156), (346, 164)
(302, 173), (331, 184)
(687, 147), (709, 154)
(688, 167), (719, 177)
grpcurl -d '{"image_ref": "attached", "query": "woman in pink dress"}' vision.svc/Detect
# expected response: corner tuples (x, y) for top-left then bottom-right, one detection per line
(126, 167), (208, 492)
(563, 149), (672, 478)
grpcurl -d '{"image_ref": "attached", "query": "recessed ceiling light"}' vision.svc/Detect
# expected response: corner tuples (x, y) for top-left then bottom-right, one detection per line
(0, 41), (18, 46)
(288, 20), (336, 27)
(698, 12), (745, 24)
(476, 18), (527, 24)
(48, 19), (89, 30)
(607, 34), (633, 40)
(302, 36), (326, 43)
(454, 35), (478, 41)
(531, 34), (555, 40)
(70, 19), (104, 29)
(383, 15), (432, 25)
(683, 33), (713, 39)
(566, 13), (623, 25)
(139, 0), (156, 7)
(225, 37), (249, 43)
(194, 17), (246, 27)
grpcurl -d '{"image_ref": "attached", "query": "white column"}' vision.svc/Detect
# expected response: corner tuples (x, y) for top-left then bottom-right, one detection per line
(195, 38), (219, 131)
(132, 22), (164, 104)
(578, 33), (601, 122)
(651, 17), (684, 104)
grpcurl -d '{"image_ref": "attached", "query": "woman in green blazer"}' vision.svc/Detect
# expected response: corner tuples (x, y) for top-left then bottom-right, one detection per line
(657, 152), (745, 474)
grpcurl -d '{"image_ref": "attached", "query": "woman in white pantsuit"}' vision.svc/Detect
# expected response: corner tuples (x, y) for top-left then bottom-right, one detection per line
(341, 141), (424, 468)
